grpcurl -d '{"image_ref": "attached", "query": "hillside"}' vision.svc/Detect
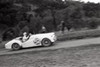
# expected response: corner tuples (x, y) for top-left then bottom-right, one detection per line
(0, 0), (100, 40)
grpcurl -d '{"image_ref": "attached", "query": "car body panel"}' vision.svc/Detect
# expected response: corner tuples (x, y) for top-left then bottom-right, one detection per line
(5, 32), (57, 50)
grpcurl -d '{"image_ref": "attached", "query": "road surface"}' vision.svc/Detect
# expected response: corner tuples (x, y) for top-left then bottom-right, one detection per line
(0, 37), (100, 55)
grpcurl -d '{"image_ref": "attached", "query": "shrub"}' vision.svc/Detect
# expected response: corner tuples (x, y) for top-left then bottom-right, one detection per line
(87, 18), (100, 29)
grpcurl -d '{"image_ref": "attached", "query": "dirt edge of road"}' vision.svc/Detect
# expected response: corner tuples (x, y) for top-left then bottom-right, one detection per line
(0, 43), (99, 56)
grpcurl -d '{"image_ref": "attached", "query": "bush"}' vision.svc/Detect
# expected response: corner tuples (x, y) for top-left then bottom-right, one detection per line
(2, 28), (15, 41)
(87, 18), (100, 29)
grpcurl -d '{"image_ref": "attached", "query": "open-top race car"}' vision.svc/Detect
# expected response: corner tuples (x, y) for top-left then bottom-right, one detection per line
(5, 32), (57, 50)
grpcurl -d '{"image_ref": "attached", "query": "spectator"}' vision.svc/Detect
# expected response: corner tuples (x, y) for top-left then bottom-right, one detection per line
(60, 21), (66, 34)
(40, 25), (47, 33)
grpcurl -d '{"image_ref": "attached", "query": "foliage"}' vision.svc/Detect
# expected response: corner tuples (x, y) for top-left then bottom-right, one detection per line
(83, 3), (100, 17)
(0, 2), (18, 27)
(1, 0), (100, 40)
(87, 17), (100, 29)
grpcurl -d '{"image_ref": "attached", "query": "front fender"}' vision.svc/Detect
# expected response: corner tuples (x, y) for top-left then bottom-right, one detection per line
(5, 40), (22, 49)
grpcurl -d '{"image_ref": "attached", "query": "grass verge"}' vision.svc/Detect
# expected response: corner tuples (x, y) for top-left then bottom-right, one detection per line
(57, 29), (100, 41)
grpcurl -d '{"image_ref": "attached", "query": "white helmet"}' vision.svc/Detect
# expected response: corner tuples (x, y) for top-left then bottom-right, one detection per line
(42, 26), (46, 30)
(23, 32), (27, 35)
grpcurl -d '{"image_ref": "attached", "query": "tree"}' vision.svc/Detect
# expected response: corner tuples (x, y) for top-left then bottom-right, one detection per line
(64, 5), (76, 31)
(83, 2), (100, 17)
(33, 0), (67, 31)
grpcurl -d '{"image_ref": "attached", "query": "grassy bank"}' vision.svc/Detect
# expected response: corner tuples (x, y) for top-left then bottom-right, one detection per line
(57, 29), (100, 41)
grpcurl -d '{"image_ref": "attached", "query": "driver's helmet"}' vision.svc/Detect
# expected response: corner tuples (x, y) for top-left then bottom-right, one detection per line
(61, 21), (64, 24)
(42, 26), (46, 30)
(23, 32), (27, 36)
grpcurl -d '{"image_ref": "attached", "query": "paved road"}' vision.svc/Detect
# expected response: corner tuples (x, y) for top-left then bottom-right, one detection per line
(0, 37), (100, 55)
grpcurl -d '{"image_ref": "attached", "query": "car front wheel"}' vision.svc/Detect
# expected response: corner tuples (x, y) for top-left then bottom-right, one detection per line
(41, 38), (52, 47)
(12, 43), (21, 50)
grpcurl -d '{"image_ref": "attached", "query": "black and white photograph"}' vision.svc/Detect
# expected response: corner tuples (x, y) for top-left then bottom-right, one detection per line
(0, 0), (100, 67)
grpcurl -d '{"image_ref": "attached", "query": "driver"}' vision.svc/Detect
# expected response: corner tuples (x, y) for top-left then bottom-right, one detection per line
(22, 32), (30, 42)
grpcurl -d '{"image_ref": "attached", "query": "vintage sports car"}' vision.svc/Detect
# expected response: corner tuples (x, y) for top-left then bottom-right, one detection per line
(5, 32), (57, 50)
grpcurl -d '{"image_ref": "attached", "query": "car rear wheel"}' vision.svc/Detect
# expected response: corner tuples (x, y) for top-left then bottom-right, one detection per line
(41, 38), (52, 47)
(12, 43), (21, 50)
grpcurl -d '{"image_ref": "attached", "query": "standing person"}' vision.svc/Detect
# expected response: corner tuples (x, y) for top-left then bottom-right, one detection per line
(60, 21), (66, 34)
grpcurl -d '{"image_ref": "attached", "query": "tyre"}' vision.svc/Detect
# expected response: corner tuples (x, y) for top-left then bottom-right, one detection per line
(41, 38), (52, 47)
(12, 43), (21, 50)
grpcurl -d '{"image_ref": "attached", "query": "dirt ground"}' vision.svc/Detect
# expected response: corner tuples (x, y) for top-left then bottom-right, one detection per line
(0, 44), (100, 67)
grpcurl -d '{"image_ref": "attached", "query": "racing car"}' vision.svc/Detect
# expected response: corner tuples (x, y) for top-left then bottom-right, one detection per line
(5, 32), (57, 50)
